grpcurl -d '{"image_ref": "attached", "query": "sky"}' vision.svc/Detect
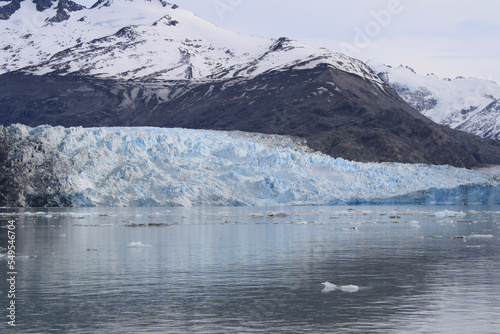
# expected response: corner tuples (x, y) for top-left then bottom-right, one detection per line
(79, 0), (500, 81)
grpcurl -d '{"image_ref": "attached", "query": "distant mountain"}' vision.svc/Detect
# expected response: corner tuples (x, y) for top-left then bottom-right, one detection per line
(1, 0), (500, 168)
(457, 99), (500, 139)
(370, 63), (500, 140)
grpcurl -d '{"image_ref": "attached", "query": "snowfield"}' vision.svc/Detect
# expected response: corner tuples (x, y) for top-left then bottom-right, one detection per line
(2, 124), (499, 207)
(1, 0), (383, 84)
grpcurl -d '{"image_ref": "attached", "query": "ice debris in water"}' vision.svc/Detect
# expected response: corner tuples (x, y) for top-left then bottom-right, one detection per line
(340, 284), (360, 292)
(321, 282), (337, 293)
(435, 210), (466, 218)
(321, 282), (360, 293)
(266, 211), (288, 218)
(468, 234), (494, 239)
(126, 241), (153, 248)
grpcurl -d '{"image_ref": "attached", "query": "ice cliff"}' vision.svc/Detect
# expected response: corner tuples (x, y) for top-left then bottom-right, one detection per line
(1, 124), (499, 207)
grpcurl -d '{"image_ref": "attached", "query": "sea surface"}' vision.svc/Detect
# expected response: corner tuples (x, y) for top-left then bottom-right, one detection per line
(1, 205), (499, 333)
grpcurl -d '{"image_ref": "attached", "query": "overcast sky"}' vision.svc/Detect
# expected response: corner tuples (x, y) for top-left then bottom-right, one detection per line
(79, 0), (500, 81)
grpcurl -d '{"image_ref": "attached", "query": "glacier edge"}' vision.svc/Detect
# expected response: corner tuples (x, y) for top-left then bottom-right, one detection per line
(1, 124), (499, 207)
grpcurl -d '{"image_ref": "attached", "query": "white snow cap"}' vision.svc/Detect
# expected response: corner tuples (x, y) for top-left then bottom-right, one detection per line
(0, 0), (382, 83)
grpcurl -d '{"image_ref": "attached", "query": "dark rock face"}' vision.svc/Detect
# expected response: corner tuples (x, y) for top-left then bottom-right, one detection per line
(389, 84), (438, 112)
(457, 99), (500, 140)
(0, 126), (71, 207)
(33, 0), (56, 11)
(2, 66), (500, 168)
(0, 0), (22, 20)
(47, 0), (85, 22)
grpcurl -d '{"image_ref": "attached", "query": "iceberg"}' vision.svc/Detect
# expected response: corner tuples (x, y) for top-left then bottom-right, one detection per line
(126, 242), (153, 248)
(1, 124), (499, 207)
(434, 210), (466, 218)
(321, 282), (337, 293)
(468, 234), (494, 239)
(321, 282), (360, 293)
(340, 285), (360, 293)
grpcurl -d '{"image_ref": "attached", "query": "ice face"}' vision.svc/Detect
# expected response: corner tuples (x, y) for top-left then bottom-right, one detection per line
(2, 124), (499, 207)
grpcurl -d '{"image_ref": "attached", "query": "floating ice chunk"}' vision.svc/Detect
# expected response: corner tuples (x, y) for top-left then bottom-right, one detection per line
(321, 282), (360, 293)
(126, 241), (153, 248)
(435, 210), (466, 218)
(468, 234), (494, 239)
(266, 211), (288, 218)
(321, 282), (337, 293)
(340, 285), (360, 293)
(294, 221), (309, 225)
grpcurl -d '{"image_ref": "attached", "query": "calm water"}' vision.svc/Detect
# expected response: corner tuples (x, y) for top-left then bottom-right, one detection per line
(1, 205), (500, 333)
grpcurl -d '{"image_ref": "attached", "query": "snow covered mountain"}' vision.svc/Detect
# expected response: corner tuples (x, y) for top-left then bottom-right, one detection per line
(370, 63), (500, 139)
(457, 99), (500, 139)
(1, 0), (380, 82)
(2, 0), (500, 168)
(1, 124), (498, 207)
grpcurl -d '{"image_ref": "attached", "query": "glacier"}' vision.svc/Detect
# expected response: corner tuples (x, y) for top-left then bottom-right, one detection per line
(1, 124), (499, 207)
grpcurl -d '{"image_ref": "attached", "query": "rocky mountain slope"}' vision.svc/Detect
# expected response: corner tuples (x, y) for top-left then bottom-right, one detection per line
(371, 63), (500, 140)
(1, 0), (500, 168)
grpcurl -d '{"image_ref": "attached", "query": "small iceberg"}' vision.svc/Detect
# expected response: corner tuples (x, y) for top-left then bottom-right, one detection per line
(468, 234), (494, 239)
(321, 282), (337, 293)
(266, 211), (288, 218)
(294, 220), (309, 225)
(126, 241), (153, 248)
(321, 282), (360, 293)
(435, 210), (466, 219)
(339, 284), (360, 293)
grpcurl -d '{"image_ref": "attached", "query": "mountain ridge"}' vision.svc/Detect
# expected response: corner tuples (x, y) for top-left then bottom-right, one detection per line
(370, 63), (500, 140)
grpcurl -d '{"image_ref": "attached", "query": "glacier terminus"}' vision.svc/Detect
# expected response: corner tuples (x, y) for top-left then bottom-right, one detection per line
(1, 124), (499, 207)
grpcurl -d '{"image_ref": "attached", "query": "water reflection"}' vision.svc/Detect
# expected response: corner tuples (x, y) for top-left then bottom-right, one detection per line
(0, 206), (499, 333)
